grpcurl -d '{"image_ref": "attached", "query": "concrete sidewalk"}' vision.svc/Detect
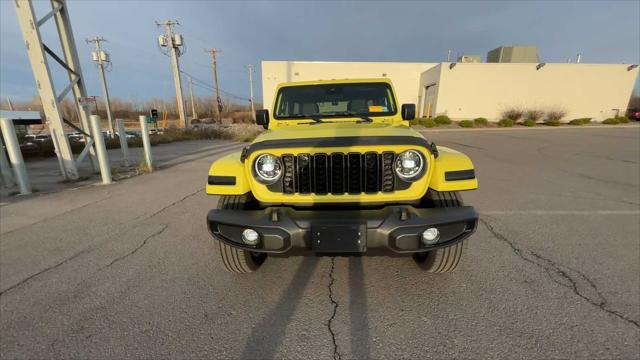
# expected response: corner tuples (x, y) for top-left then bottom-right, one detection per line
(0, 140), (245, 203)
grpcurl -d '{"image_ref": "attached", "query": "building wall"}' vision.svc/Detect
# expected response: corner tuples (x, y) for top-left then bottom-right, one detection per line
(261, 61), (436, 110)
(487, 46), (539, 63)
(432, 63), (638, 121)
(262, 61), (639, 122)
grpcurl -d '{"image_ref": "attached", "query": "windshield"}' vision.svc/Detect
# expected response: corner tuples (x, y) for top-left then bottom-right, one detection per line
(274, 82), (397, 120)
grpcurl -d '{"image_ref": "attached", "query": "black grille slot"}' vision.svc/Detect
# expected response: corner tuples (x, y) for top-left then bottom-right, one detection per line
(297, 154), (311, 194)
(313, 154), (329, 194)
(381, 152), (395, 192)
(347, 153), (362, 194)
(282, 154), (295, 194)
(330, 153), (345, 194)
(278, 152), (396, 195)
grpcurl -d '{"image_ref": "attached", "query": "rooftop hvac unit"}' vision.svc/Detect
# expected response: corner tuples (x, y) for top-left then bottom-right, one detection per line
(173, 34), (183, 46)
(158, 35), (168, 47)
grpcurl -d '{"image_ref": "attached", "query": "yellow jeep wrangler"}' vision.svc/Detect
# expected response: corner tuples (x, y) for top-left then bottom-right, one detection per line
(206, 79), (478, 273)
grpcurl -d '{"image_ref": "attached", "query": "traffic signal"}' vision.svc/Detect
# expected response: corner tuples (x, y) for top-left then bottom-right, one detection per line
(150, 109), (158, 119)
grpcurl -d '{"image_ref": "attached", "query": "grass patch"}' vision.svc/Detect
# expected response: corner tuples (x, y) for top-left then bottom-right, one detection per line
(422, 118), (437, 128)
(458, 120), (474, 128)
(433, 115), (452, 125)
(473, 117), (489, 127)
(602, 118), (620, 125)
(568, 118), (591, 125)
(521, 119), (537, 127)
(498, 119), (514, 127)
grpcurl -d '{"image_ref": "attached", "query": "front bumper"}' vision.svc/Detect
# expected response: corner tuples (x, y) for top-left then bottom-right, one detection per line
(207, 205), (478, 256)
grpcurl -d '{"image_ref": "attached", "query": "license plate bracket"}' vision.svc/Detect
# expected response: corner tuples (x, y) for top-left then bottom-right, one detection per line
(311, 224), (366, 253)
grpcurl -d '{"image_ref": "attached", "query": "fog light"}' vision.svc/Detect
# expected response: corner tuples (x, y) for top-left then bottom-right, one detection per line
(421, 227), (440, 245)
(241, 229), (260, 245)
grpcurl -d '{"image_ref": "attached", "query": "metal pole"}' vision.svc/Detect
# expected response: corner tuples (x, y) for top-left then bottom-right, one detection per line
(14, 0), (79, 180)
(248, 64), (255, 120)
(6, 98), (14, 111)
(0, 134), (16, 188)
(157, 21), (187, 128)
(87, 37), (115, 138)
(138, 115), (153, 171)
(89, 115), (112, 184)
(188, 75), (198, 121)
(116, 118), (130, 167)
(206, 49), (223, 122)
(0, 118), (31, 194)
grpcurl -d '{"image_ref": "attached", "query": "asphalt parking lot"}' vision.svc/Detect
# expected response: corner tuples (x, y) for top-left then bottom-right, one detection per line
(1, 126), (639, 359)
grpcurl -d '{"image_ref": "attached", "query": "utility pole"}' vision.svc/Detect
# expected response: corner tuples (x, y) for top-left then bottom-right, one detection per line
(205, 48), (223, 122)
(187, 75), (198, 120)
(6, 98), (14, 110)
(247, 64), (255, 119)
(447, 49), (452, 62)
(86, 36), (114, 138)
(156, 20), (187, 128)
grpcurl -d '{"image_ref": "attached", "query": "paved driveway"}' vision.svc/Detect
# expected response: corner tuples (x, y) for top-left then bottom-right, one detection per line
(1, 127), (638, 358)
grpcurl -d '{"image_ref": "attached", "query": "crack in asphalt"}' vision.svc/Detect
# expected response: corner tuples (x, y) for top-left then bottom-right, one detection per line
(104, 225), (169, 268)
(480, 217), (640, 329)
(137, 188), (204, 221)
(0, 195), (112, 237)
(0, 247), (91, 297)
(327, 257), (342, 360)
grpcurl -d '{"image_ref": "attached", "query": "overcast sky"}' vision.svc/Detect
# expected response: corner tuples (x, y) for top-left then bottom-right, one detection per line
(1, 0), (639, 104)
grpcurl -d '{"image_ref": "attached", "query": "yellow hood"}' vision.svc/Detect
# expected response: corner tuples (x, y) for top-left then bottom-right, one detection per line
(253, 121), (423, 143)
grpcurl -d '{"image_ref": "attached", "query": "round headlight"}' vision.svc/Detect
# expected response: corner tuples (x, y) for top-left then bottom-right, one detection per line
(395, 150), (425, 181)
(254, 153), (283, 184)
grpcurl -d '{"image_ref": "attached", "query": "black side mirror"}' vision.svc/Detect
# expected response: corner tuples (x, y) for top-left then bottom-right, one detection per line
(256, 109), (269, 129)
(401, 104), (416, 120)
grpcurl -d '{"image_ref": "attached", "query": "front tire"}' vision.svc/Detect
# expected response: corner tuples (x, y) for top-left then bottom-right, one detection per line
(216, 195), (267, 273)
(413, 190), (465, 273)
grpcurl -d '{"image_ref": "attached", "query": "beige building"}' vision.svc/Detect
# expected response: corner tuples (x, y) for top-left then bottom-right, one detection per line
(262, 60), (638, 122)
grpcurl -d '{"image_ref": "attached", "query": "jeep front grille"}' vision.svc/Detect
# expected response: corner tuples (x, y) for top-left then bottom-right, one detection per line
(280, 152), (396, 195)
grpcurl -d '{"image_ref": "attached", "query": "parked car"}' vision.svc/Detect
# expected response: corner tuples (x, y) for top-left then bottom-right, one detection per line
(205, 78), (479, 273)
(627, 108), (640, 121)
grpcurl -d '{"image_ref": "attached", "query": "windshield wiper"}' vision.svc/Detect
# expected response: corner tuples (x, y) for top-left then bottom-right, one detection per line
(340, 112), (373, 123)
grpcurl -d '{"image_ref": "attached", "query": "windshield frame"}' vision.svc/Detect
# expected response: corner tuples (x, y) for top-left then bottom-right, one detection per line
(273, 82), (398, 120)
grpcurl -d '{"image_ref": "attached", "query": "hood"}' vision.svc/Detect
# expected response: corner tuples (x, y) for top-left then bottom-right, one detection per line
(253, 122), (423, 143)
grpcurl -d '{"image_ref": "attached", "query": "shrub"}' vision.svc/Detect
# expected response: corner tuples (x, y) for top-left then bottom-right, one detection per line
(433, 115), (452, 125)
(502, 108), (524, 121)
(524, 109), (544, 121)
(568, 118), (591, 125)
(422, 118), (437, 128)
(458, 120), (474, 128)
(521, 119), (537, 127)
(544, 119), (561, 126)
(616, 116), (630, 124)
(545, 109), (567, 122)
(473, 117), (489, 127)
(409, 119), (420, 126)
(602, 118), (620, 125)
(498, 119), (514, 127)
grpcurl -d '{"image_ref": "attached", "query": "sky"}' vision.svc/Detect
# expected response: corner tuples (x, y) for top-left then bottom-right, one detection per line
(1, 0), (639, 105)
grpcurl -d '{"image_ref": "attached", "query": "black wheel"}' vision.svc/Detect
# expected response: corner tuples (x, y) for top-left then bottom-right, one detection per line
(413, 190), (465, 273)
(216, 195), (267, 273)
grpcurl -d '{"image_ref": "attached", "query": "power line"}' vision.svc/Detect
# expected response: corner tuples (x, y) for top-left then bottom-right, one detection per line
(179, 70), (249, 101)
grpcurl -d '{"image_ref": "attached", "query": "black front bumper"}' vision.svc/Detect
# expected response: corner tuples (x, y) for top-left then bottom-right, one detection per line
(207, 205), (478, 257)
